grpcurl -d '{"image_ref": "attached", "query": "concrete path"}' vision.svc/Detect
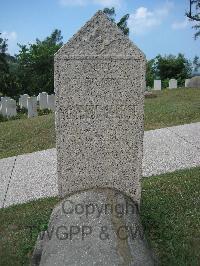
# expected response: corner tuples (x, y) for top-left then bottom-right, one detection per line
(1, 122), (200, 208)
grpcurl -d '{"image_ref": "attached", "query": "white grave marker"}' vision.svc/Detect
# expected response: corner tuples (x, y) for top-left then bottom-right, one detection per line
(169, 79), (177, 89)
(0, 97), (9, 116)
(154, 80), (161, 90)
(27, 97), (38, 118)
(185, 79), (190, 88)
(47, 94), (55, 111)
(19, 94), (29, 109)
(6, 99), (17, 117)
(39, 92), (48, 109)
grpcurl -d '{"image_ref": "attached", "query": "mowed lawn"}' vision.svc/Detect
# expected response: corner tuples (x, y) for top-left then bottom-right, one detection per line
(0, 88), (200, 159)
(145, 88), (200, 130)
(0, 114), (56, 159)
(0, 167), (199, 265)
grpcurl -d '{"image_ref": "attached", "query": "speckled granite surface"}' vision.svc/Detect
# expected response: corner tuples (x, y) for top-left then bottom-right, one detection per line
(55, 11), (146, 203)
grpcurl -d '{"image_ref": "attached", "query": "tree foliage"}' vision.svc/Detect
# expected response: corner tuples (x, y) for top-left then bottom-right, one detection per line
(0, 25), (196, 97)
(146, 59), (156, 88)
(193, 55), (200, 72)
(16, 29), (63, 96)
(186, 0), (200, 39)
(0, 33), (9, 76)
(0, 33), (8, 54)
(103, 7), (129, 35)
(0, 33), (11, 96)
(146, 54), (192, 87)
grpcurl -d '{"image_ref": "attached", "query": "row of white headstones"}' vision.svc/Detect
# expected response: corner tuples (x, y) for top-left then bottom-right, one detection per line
(152, 78), (191, 90)
(0, 79), (191, 118)
(0, 92), (55, 118)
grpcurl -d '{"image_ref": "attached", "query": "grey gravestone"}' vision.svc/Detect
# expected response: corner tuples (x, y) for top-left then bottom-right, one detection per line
(185, 79), (190, 88)
(0, 97), (9, 116)
(27, 97), (38, 118)
(169, 79), (177, 89)
(153, 80), (161, 90)
(19, 94), (29, 109)
(6, 99), (17, 117)
(55, 10), (146, 204)
(47, 94), (55, 111)
(187, 76), (200, 88)
(39, 92), (48, 109)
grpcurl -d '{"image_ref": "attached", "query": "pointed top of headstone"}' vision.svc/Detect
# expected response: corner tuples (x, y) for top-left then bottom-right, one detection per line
(55, 10), (145, 60)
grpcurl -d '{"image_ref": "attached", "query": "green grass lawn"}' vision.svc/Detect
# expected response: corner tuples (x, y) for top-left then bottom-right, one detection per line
(141, 167), (200, 265)
(0, 167), (199, 265)
(144, 88), (200, 130)
(0, 113), (55, 159)
(0, 88), (200, 159)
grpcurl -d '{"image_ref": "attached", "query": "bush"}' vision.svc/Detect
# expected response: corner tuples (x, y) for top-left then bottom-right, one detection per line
(17, 106), (28, 114)
(11, 113), (26, 121)
(0, 113), (27, 123)
(162, 79), (169, 89)
(0, 114), (8, 122)
(38, 108), (52, 116)
(144, 91), (157, 98)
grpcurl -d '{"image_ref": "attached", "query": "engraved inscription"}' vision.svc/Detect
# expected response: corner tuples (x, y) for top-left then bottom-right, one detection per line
(61, 104), (136, 120)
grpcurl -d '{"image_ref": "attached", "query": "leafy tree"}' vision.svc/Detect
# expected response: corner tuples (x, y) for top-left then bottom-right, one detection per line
(0, 33), (9, 77)
(0, 73), (20, 98)
(152, 54), (192, 87)
(193, 55), (200, 72)
(103, 7), (129, 36)
(146, 59), (156, 87)
(0, 33), (9, 96)
(186, 0), (200, 39)
(0, 33), (8, 54)
(17, 29), (63, 96)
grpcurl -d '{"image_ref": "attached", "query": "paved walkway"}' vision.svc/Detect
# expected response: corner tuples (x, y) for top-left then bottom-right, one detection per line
(1, 122), (200, 208)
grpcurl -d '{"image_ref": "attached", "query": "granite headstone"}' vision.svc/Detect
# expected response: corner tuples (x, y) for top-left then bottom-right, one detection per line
(55, 11), (146, 203)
